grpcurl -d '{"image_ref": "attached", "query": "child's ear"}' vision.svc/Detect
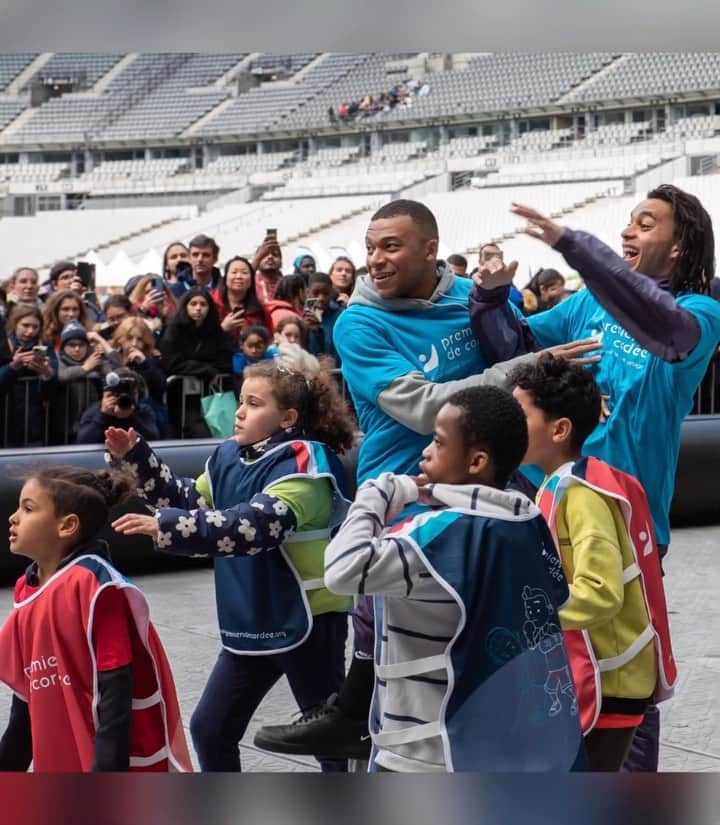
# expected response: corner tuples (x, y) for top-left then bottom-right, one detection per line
(552, 417), (573, 446)
(468, 448), (490, 477)
(57, 513), (80, 541)
(280, 408), (299, 430)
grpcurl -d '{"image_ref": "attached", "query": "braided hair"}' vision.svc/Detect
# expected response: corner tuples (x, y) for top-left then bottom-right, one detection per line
(647, 184), (715, 295)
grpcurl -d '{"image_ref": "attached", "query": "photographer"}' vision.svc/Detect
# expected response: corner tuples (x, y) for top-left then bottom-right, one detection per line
(75, 368), (161, 445)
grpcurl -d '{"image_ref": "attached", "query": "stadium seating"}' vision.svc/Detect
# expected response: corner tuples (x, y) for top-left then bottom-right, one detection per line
(0, 206), (195, 272)
(563, 53), (720, 103)
(0, 54), (38, 91)
(32, 53), (124, 88)
(96, 196), (381, 266)
(8, 54), (188, 144)
(99, 54), (247, 140)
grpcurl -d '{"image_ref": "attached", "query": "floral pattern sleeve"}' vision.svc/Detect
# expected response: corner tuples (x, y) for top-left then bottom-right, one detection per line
(154, 492), (298, 558)
(105, 436), (208, 510)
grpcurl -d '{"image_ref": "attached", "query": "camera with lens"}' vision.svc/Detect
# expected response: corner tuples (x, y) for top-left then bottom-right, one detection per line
(104, 371), (137, 411)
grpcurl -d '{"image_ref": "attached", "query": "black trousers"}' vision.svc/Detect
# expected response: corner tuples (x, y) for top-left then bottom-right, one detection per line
(190, 612), (348, 772)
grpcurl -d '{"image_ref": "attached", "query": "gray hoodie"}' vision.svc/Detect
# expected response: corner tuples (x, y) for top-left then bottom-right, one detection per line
(346, 264), (535, 435)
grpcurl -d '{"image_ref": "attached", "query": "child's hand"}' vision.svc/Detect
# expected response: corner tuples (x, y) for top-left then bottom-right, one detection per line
(112, 512), (159, 542)
(104, 426), (138, 459)
(82, 350), (103, 372)
(409, 474), (435, 505)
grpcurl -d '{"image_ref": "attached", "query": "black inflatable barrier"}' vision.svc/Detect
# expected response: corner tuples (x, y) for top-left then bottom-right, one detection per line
(0, 420), (709, 582)
(0, 437), (361, 583)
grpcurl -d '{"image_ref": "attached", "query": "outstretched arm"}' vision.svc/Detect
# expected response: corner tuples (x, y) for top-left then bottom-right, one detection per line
(512, 203), (702, 361)
(113, 491), (298, 558)
(105, 427), (207, 509)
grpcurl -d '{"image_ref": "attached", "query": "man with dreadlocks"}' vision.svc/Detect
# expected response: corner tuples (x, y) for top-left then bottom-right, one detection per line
(468, 184), (720, 772)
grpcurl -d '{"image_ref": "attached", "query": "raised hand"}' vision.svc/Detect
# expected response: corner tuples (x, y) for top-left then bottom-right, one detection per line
(112, 512), (159, 542)
(472, 254), (519, 290)
(104, 425), (138, 459)
(511, 203), (565, 247)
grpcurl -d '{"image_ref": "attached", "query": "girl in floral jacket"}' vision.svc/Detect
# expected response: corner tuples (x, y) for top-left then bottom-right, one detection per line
(110, 349), (356, 772)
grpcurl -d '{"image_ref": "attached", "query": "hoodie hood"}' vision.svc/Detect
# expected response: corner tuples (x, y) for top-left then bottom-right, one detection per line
(422, 482), (539, 521)
(348, 262), (456, 314)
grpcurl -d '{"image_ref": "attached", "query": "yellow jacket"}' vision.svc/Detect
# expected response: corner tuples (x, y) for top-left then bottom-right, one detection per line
(553, 483), (656, 700)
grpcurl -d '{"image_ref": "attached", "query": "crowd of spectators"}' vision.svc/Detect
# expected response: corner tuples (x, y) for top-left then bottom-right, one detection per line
(0, 233), (359, 448)
(331, 79), (430, 122)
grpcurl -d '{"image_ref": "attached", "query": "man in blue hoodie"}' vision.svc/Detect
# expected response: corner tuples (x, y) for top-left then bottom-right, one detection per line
(468, 184), (720, 771)
(253, 199), (597, 761)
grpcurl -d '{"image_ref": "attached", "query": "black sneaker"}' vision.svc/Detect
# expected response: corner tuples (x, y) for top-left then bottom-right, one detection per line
(253, 694), (371, 760)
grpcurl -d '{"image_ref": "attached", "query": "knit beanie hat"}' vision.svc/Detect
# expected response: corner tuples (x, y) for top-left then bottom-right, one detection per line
(60, 320), (88, 346)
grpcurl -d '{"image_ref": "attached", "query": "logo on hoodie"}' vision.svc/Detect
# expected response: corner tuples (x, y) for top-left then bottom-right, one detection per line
(419, 345), (439, 374)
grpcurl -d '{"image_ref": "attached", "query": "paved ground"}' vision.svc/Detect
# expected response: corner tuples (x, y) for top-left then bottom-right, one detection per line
(0, 524), (718, 772)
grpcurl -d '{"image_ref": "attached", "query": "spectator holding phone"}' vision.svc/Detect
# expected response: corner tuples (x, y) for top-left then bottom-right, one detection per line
(162, 241), (190, 285)
(212, 256), (267, 344)
(127, 274), (177, 335)
(303, 273), (344, 364)
(252, 230), (283, 304)
(38, 260), (77, 302)
(69, 262), (104, 324)
(0, 304), (57, 446)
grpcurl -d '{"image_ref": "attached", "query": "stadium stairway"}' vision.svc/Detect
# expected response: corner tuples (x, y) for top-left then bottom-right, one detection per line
(555, 53), (631, 105)
(93, 53), (138, 94)
(49, 212), (192, 266)
(0, 106), (35, 139)
(212, 53), (262, 89)
(283, 202), (377, 245)
(4, 53), (52, 95)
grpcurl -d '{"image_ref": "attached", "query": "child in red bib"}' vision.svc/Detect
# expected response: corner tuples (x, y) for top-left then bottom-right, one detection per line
(0, 466), (191, 772)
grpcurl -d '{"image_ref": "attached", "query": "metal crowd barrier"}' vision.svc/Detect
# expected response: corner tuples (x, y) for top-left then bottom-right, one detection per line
(165, 373), (236, 439)
(2, 375), (50, 448)
(2, 352), (719, 448)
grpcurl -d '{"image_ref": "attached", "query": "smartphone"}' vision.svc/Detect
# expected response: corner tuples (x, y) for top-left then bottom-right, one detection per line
(84, 290), (97, 304)
(149, 277), (163, 292)
(176, 260), (193, 281)
(76, 261), (96, 290)
(32, 345), (47, 356)
(266, 228), (277, 238)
